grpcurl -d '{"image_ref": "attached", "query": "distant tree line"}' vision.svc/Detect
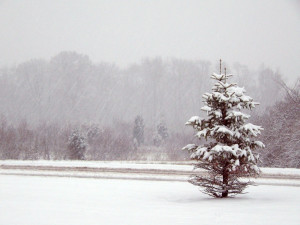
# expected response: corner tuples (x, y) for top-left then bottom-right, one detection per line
(0, 52), (282, 129)
(257, 78), (300, 168)
(0, 51), (298, 167)
(0, 116), (190, 161)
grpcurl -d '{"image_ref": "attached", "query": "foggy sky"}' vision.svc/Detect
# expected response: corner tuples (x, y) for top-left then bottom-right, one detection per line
(1, 0), (299, 81)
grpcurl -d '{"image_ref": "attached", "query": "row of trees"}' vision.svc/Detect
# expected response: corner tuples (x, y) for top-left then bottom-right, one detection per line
(258, 78), (300, 168)
(0, 52), (283, 130)
(0, 116), (189, 161)
(0, 52), (298, 168)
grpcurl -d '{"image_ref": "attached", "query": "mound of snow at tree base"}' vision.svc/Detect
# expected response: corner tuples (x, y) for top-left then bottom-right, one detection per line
(0, 175), (300, 225)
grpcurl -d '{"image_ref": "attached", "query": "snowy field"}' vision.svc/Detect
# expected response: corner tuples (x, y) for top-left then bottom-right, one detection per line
(0, 175), (300, 225)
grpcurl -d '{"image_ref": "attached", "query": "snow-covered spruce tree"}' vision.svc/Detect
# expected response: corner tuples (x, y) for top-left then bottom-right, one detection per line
(183, 66), (264, 198)
(68, 129), (87, 160)
(157, 121), (168, 141)
(153, 119), (168, 147)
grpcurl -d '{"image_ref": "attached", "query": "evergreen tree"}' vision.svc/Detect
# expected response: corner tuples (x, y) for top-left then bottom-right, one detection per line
(153, 118), (168, 147)
(183, 63), (264, 198)
(68, 129), (87, 160)
(157, 121), (168, 140)
(133, 115), (144, 146)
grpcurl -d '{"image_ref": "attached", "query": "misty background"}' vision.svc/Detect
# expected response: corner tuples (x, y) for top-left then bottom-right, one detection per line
(0, 1), (299, 167)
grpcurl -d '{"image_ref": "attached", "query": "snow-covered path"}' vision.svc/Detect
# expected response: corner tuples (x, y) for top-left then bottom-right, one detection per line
(1, 160), (300, 186)
(0, 175), (299, 225)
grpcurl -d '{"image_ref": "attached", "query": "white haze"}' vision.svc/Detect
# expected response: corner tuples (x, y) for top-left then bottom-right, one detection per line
(0, 0), (299, 82)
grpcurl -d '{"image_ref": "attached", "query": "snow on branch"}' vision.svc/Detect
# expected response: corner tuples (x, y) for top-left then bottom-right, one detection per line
(253, 141), (265, 148)
(225, 111), (250, 121)
(212, 125), (234, 136)
(227, 86), (246, 97)
(185, 116), (203, 128)
(182, 144), (198, 151)
(241, 123), (264, 137)
(211, 73), (233, 81)
(201, 105), (212, 113)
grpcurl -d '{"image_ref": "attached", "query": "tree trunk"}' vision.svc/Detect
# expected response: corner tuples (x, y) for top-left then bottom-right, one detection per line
(222, 169), (229, 198)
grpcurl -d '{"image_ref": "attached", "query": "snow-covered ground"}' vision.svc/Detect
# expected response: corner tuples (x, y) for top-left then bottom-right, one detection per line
(0, 175), (299, 225)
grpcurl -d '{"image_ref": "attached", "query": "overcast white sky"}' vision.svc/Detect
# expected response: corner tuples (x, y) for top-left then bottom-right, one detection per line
(0, 0), (299, 81)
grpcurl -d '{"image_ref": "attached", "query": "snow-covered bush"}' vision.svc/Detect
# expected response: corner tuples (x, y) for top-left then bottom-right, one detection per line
(153, 119), (168, 147)
(183, 65), (264, 198)
(68, 129), (87, 160)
